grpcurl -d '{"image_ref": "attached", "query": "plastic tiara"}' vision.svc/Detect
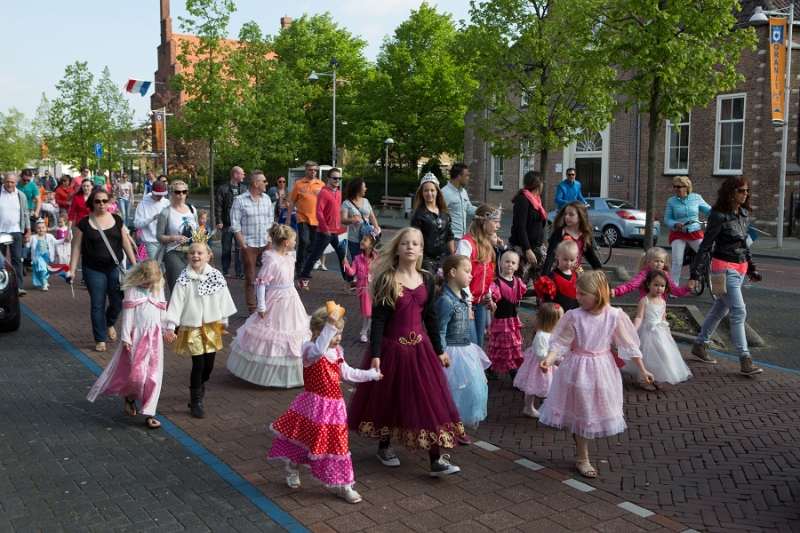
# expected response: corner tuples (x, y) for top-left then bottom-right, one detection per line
(191, 230), (211, 244)
(420, 172), (439, 185)
(474, 205), (503, 220)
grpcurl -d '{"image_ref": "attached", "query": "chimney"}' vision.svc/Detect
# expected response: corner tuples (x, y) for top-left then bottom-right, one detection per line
(161, 0), (172, 45)
(281, 15), (292, 29)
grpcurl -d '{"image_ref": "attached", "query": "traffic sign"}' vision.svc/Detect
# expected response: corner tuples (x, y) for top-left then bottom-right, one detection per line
(94, 142), (103, 159)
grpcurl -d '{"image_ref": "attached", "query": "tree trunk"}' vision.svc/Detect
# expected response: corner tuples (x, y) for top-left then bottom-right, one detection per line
(209, 137), (216, 228)
(644, 91), (660, 250)
(539, 148), (550, 210)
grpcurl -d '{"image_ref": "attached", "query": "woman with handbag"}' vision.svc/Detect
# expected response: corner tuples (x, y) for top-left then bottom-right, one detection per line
(689, 176), (762, 376)
(68, 188), (138, 352)
(155, 180), (198, 295)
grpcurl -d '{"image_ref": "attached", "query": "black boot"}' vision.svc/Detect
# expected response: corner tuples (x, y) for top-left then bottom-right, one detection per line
(188, 387), (205, 418)
(199, 382), (206, 399)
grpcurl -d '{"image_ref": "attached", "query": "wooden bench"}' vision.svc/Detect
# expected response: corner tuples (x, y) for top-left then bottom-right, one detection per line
(379, 196), (407, 218)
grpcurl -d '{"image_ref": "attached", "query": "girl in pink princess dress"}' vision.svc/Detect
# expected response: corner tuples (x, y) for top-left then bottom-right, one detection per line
(87, 260), (166, 429)
(228, 224), (311, 388)
(342, 233), (376, 343)
(538, 271), (654, 479)
(268, 304), (381, 504)
(513, 302), (563, 418)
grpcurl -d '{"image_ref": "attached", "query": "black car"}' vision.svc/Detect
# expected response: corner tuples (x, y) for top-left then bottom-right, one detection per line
(0, 234), (21, 332)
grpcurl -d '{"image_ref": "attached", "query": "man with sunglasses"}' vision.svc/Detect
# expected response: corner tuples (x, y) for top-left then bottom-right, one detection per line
(287, 161), (324, 277)
(214, 166), (247, 278)
(555, 167), (586, 212)
(298, 168), (345, 290)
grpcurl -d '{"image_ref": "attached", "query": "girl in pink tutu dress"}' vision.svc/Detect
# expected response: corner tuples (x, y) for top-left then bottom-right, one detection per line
(348, 227), (466, 477)
(538, 271), (654, 478)
(268, 304), (381, 504)
(228, 224), (311, 388)
(342, 233), (376, 343)
(487, 250), (534, 375)
(514, 302), (564, 418)
(87, 260), (166, 429)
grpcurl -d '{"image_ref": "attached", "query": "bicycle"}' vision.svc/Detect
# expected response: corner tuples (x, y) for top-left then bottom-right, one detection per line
(592, 227), (613, 264)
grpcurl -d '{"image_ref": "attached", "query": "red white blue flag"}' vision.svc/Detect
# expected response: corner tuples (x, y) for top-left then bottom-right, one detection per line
(125, 79), (152, 96)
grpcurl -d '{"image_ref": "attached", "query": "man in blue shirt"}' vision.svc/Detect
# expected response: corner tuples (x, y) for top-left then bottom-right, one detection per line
(554, 167), (586, 212)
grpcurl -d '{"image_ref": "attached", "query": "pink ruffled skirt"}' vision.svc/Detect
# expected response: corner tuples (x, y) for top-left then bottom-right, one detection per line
(513, 347), (556, 397)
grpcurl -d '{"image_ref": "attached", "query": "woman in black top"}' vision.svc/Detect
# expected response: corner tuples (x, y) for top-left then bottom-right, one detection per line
(68, 188), (137, 352)
(410, 173), (455, 275)
(508, 171), (547, 284)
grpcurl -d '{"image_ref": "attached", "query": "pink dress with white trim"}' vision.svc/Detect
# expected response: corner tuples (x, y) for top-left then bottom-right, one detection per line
(268, 324), (380, 488)
(343, 252), (375, 317)
(537, 306), (643, 439)
(87, 287), (166, 416)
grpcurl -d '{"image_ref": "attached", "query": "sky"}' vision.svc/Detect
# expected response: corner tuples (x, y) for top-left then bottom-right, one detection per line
(2, 0), (473, 127)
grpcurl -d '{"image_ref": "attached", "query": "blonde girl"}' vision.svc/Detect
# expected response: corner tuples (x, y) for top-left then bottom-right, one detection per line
(164, 241), (236, 418)
(456, 203), (501, 348)
(612, 247), (696, 301)
(87, 260), (167, 429)
(541, 201), (602, 275)
(348, 227), (466, 476)
(513, 303), (564, 418)
(539, 271), (653, 478)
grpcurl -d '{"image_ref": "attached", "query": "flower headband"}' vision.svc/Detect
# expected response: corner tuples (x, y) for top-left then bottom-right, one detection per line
(474, 204), (503, 221)
(420, 172), (439, 186)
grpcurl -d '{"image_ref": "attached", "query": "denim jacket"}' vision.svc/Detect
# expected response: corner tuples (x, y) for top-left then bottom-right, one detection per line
(435, 284), (471, 348)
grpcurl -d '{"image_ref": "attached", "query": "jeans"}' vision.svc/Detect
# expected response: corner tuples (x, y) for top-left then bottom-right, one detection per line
(0, 232), (23, 290)
(144, 241), (160, 260)
(343, 239), (360, 281)
(695, 269), (749, 357)
(421, 257), (444, 278)
(469, 302), (488, 348)
(670, 238), (702, 285)
(296, 222), (317, 275)
(301, 232), (345, 279)
(117, 198), (131, 227)
(83, 265), (124, 342)
(220, 226), (242, 276)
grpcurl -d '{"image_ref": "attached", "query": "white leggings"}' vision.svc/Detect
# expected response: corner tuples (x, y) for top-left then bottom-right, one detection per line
(670, 238), (702, 285)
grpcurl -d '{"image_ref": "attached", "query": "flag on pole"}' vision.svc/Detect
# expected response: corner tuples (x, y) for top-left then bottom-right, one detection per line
(47, 263), (72, 282)
(125, 79), (152, 97)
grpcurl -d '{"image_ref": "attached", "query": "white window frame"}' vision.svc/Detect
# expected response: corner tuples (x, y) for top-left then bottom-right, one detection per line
(491, 153), (504, 190)
(519, 141), (533, 188)
(664, 112), (691, 174)
(714, 94), (746, 175)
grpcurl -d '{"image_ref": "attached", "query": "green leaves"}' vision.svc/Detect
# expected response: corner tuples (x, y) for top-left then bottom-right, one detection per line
(0, 108), (38, 171)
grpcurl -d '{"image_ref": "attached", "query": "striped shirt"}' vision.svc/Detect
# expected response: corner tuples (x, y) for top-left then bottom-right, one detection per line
(230, 191), (274, 248)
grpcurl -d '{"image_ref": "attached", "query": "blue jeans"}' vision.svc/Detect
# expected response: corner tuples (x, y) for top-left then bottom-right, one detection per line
(0, 232), (23, 289)
(83, 265), (124, 342)
(296, 222), (317, 275)
(696, 269), (749, 358)
(301, 232), (345, 279)
(469, 302), (488, 348)
(117, 198), (131, 226)
(343, 239), (360, 281)
(220, 226), (242, 276)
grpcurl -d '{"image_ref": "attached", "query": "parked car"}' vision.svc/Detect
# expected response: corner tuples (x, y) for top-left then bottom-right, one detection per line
(0, 234), (21, 332)
(547, 198), (660, 247)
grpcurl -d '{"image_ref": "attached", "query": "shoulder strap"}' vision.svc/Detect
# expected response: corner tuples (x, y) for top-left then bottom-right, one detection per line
(90, 214), (120, 266)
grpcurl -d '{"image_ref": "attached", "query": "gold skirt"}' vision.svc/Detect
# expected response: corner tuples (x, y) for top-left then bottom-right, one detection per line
(174, 322), (225, 355)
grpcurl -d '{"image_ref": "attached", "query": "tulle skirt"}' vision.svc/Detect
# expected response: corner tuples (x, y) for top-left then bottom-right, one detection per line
(486, 317), (525, 373)
(623, 325), (692, 384)
(513, 347), (556, 397)
(537, 351), (626, 439)
(348, 336), (465, 451)
(443, 344), (491, 429)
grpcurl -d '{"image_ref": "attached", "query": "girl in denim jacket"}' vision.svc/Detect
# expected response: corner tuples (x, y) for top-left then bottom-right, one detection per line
(435, 254), (491, 443)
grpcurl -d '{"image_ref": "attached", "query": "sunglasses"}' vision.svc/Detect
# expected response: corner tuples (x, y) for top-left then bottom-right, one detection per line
(94, 198), (110, 204)
(736, 188), (749, 193)
(435, 218), (443, 230)
(567, 174), (576, 177)
(331, 177), (341, 181)
(673, 185), (686, 189)
(172, 190), (188, 195)
(277, 180), (286, 184)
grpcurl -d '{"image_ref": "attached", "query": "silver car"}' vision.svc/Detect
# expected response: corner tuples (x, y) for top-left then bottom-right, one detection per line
(547, 198), (660, 247)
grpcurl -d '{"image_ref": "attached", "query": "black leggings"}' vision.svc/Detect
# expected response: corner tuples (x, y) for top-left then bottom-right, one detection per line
(190, 352), (216, 389)
(379, 439), (440, 463)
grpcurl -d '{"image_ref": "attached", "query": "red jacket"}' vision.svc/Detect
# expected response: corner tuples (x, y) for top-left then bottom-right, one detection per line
(315, 186), (341, 234)
(461, 235), (495, 301)
(68, 194), (92, 224)
(55, 185), (74, 210)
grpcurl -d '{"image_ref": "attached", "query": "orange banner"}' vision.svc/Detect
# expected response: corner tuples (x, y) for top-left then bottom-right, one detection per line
(41, 139), (49, 160)
(154, 112), (164, 151)
(770, 17), (787, 124)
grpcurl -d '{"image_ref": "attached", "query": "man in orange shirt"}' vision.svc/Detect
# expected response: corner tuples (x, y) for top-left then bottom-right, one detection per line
(286, 160), (324, 277)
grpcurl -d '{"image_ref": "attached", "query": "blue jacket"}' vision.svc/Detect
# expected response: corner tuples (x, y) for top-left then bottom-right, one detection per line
(554, 180), (585, 212)
(435, 284), (471, 348)
(664, 193), (711, 233)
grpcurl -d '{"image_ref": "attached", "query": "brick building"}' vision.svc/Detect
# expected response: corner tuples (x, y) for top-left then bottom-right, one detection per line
(464, 0), (800, 235)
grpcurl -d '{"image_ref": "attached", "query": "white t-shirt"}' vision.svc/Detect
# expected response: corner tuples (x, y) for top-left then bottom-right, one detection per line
(166, 207), (197, 252)
(117, 182), (133, 201)
(0, 189), (22, 233)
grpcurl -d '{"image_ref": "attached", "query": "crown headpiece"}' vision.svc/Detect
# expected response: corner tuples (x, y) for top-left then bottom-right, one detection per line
(420, 172), (439, 185)
(474, 204), (503, 221)
(191, 229), (211, 244)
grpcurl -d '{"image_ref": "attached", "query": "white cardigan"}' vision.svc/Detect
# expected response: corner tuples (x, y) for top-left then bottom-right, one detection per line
(166, 263), (237, 330)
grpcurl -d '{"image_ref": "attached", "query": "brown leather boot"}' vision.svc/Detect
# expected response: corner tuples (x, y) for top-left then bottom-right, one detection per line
(739, 355), (762, 376)
(691, 344), (717, 364)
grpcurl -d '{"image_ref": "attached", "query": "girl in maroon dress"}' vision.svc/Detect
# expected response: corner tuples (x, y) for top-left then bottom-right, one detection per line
(348, 227), (466, 477)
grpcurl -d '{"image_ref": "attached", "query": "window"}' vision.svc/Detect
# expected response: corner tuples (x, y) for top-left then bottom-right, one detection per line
(491, 154), (504, 190)
(576, 130), (603, 152)
(665, 113), (690, 173)
(519, 141), (533, 188)
(715, 94), (745, 174)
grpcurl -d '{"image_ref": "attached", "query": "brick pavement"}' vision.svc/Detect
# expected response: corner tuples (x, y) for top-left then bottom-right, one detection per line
(13, 248), (800, 532)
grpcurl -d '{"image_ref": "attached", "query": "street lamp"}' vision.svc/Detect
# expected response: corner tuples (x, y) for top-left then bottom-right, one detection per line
(384, 138), (395, 197)
(308, 57), (347, 168)
(750, 5), (793, 247)
(148, 107), (173, 176)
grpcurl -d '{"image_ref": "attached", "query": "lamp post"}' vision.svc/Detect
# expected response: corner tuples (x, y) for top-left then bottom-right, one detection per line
(750, 5), (793, 247)
(148, 107), (173, 177)
(309, 58), (347, 168)
(384, 138), (395, 197)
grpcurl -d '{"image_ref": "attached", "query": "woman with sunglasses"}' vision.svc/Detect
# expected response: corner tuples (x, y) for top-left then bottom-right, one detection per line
(341, 178), (380, 281)
(271, 176), (297, 230)
(410, 173), (455, 275)
(689, 176), (762, 376)
(664, 176), (711, 287)
(69, 188), (138, 352)
(155, 180), (198, 294)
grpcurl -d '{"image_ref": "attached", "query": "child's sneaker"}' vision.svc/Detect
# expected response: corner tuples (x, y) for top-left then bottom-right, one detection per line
(299, 278), (309, 291)
(42, 283), (49, 291)
(376, 445), (400, 467)
(430, 455), (460, 477)
(313, 260), (322, 270)
(523, 407), (540, 419)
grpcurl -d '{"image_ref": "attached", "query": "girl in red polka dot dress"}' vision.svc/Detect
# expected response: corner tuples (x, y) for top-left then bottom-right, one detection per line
(268, 304), (382, 504)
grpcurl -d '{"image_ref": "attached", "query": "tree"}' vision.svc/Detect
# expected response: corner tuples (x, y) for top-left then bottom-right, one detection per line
(49, 61), (104, 168)
(95, 67), (134, 172)
(0, 108), (38, 171)
(463, 0), (617, 205)
(596, 0), (756, 248)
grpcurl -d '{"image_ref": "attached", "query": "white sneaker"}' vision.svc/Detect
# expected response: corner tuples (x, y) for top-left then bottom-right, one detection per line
(319, 263), (327, 271)
(42, 284), (49, 291)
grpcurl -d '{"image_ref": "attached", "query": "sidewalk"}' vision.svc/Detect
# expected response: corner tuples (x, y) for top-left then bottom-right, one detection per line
(10, 247), (800, 532)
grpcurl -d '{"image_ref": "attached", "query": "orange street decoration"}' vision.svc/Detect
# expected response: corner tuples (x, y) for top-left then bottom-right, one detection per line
(770, 16), (788, 125)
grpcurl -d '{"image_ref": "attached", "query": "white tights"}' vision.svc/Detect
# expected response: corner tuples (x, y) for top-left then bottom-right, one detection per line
(670, 238), (702, 286)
